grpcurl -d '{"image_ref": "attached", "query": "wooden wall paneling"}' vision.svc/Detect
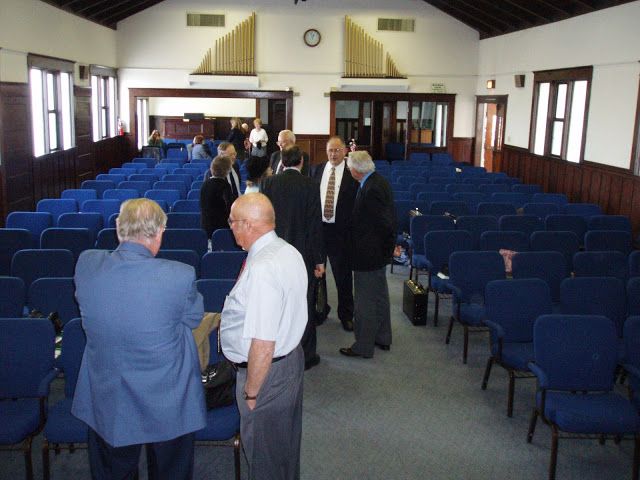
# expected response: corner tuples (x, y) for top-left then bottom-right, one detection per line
(448, 137), (473, 164)
(608, 175), (622, 214)
(295, 134), (330, 168)
(75, 86), (94, 185)
(620, 178), (635, 217)
(598, 174), (612, 212)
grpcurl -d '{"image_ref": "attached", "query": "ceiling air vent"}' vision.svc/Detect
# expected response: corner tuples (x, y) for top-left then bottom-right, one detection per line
(377, 18), (415, 32)
(187, 13), (225, 27)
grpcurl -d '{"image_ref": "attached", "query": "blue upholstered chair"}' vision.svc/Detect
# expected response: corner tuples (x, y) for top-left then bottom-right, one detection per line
(96, 173), (127, 185)
(0, 228), (31, 275)
(166, 212), (201, 229)
(131, 157), (157, 167)
(476, 202), (517, 218)
(573, 251), (628, 282)
(40, 228), (94, 261)
(156, 250), (201, 278)
(153, 181), (187, 198)
(95, 228), (119, 250)
(446, 251), (505, 364)
(511, 251), (568, 305)
(588, 215), (632, 233)
(121, 162), (146, 172)
(36, 199), (78, 226)
(11, 249), (75, 289)
(631, 251), (640, 278)
(0, 318), (57, 480)
(490, 192), (530, 209)
(61, 189), (97, 205)
(409, 215), (455, 282)
(0, 276), (26, 317)
(429, 201), (468, 217)
(511, 184), (542, 195)
(162, 173), (194, 189)
(628, 278), (640, 317)
(499, 215), (544, 237)
(172, 199), (201, 213)
(81, 180), (116, 199)
(196, 279), (235, 312)
(6, 211), (53, 248)
(187, 189), (201, 200)
(118, 180), (153, 197)
(562, 203), (602, 218)
(456, 215), (498, 250)
(57, 212), (103, 241)
(129, 173), (160, 183)
(480, 230), (529, 252)
(162, 229), (208, 258)
(482, 278), (552, 417)
(530, 231), (580, 273)
(623, 316), (640, 411)
(211, 229), (241, 252)
(530, 193), (569, 206)
(452, 192), (486, 213)
(545, 215), (587, 246)
(527, 314), (640, 480)
(102, 188), (139, 203)
(27, 278), (79, 327)
(201, 251), (247, 280)
(584, 230), (632, 255)
(81, 199), (121, 226)
(522, 202), (559, 219)
(479, 184), (510, 195)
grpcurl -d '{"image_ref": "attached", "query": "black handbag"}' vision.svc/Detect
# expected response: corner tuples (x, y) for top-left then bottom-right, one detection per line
(202, 329), (236, 410)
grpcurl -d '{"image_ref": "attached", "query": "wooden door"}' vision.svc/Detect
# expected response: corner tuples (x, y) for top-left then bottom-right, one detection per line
(474, 95), (507, 171)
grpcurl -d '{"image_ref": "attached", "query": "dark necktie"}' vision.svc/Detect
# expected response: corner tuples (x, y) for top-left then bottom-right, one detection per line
(324, 167), (336, 221)
(229, 170), (239, 198)
(277, 156), (284, 175)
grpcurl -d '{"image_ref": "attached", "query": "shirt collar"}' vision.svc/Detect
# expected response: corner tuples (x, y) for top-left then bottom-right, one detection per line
(359, 171), (374, 187)
(248, 230), (278, 259)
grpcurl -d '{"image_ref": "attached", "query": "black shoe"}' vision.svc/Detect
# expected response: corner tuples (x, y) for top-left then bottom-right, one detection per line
(339, 347), (372, 359)
(304, 354), (321, 371)
(341, 319), (354, 332)
(375, 342), (391, 351)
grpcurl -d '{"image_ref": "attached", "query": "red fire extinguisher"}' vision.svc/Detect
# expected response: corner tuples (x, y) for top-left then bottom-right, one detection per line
(117, 118), (125, 136)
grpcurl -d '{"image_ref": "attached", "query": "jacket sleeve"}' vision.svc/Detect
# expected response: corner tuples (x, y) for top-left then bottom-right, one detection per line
(181, 270), (205, 329)
(308, 181), (325, 264)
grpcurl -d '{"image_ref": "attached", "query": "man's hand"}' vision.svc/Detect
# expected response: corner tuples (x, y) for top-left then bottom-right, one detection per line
(314, 264), (325, 278)
(246, 398), (257, 410)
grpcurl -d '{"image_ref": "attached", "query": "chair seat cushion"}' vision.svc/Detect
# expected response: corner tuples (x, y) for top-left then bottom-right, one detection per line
(457, 303), (485, 326)
(194, 403), (240, 441)
(412, 254), (427, 269)
(0, 398), (41, 444)
(496, 342), (534, 371)
(541, 391), (640, 434)
(44, 399), (88, 443)
(430, 276), (451, 293)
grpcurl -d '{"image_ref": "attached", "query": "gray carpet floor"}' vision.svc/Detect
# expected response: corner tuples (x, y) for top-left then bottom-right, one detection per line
(2, 264), (636, 479)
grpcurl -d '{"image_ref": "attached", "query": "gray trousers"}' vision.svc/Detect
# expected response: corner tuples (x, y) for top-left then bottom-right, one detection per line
(236, 345), (304, 480)
(352, 267), (392, 357)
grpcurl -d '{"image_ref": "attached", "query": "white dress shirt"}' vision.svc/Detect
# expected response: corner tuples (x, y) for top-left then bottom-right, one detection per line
(319, 160), (346, 223)
(249, 128), (268, 148)
(220, 231), (308, 363)
(227, 166), (241, 196)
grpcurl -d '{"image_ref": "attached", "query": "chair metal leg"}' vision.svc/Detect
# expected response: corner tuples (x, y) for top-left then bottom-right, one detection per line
(481, 357), (494, 390)
(234, 434), (241, 480)
(434, 292), (440, 327)
(42, 440), (50, 480)
(445, 314), (454, 344)
(23, 437), (33, 480)
(527, 409), (538, 443)
(507, 371), (515, 418)
(633, 435), (640, 480)
(549, 425), (559, 480)
(463, 325), (469, 364)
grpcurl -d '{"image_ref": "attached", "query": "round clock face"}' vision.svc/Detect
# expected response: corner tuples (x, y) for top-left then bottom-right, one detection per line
(303, 29), (321, 47)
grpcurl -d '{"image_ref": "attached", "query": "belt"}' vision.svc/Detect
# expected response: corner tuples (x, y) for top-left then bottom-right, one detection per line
(233, 353), (288, 369)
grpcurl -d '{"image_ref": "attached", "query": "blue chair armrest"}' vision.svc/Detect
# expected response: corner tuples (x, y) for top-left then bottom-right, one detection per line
(528, 362), (549, 388)
(623, 364), (640, 381)
(447, 283), (463, 301)
(38, 368), (59, 396)
(482, 319), (505, 339)
(424, 260), (435, 271)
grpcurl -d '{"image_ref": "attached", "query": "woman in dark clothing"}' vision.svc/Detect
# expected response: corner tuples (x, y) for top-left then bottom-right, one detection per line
(227, 117), (246, 162)
(200, 155), (233, 238)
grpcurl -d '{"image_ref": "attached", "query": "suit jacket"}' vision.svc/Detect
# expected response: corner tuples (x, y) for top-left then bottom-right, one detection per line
(71, 242), (206, 447)
(311, 161), (358, 244)
(200, 177), (232, 238)
(260, 169), (324, 271)
(270, 150), (310, 176)
(351, 172), (396, 271)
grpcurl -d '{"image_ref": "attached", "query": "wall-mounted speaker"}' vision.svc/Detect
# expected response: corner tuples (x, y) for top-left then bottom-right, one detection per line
(514, 74), (525, 88)
(79, 65), (89, 80)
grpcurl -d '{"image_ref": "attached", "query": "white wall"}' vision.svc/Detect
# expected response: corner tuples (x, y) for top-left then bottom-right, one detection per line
(116, 0), (479, 136)
(0, 0), (117, 84)
(149, 97), (256, 117)
(477, 2), (640, 169)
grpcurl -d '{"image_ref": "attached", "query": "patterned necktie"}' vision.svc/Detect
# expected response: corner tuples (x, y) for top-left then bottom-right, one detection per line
(324, 167), (336, 221)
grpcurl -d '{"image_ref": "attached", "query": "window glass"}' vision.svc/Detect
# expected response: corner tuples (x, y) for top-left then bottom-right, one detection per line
(556, 84), (567, 119)
(534, 83), (550, 155)
(61, 72), (72, 150)
(30, 69), (45, 157)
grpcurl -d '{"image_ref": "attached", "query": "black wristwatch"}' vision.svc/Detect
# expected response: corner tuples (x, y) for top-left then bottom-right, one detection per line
(243, 391), (257, 401)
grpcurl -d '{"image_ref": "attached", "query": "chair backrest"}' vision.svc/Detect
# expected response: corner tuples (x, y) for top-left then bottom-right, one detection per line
(630, 251), (640, 278)
(455, 215), (499, 250)
(529, 231), (580, 271)
(429, 176), (457, 185)
(131, 157), (157, 168)
(476, 202), (517, 218)
(6, 211), (53, 248)
(462, 177), (491, 186)
(573, 251), (628, 282)
(103, 189), (139, 202)
(196, 279), (235, 312)
(61, 189), (98, 204)
(161, 229), (208, 257)
(511, 251), (568, 303)
(95, 228), (119, 250)
(478, 184), (510, 195)
(36, 199), (78, 226)
(627, 278), (640, 316)
(121, 162), (146, 172)
(429, 201), (468, 217)
(28, 277), (80, 326)
(211, 228), (241, 251)
(0, 276), (26, 317)
(144, 189), (182, 208)
(108, 213), (119, 228)
(479, 230), (529, 252)
(191, 180), (204, 191)
(534, 314), (617, 391)
(446, 183), (478, 194)
(187, 189), (200, 200)
(623, 316), (640, 373)
(0, 229), (32, 275)
(57, 212), (104, 240)
(96, 173), (127, 185)
(128, 173), (160, 183)
(172, 199), (201, 213)
(584, 230), (632, 255)
(81, 199), (122, 225)
(562, 203), (602, 218)
(108, 168), (132, 176)
(448, 251), (505, 304)
(118, 181), (153, 197)
(416, 192), (451, 207)
(485, 278), (552, 343)
(531, 193), (568, 206)
(588, 215), (632, 233)
(511, 184), (542, 195)
(559, 277), (627, 337)
(0, 318), (55, 397)
(522, 202), (559, 219)
(452, 192), (486, 212)
(81, 180), (116, 198)
(166, 212), (201, 229)
(393, 191), (411, 201)
(162, 173), (194, 188)
(423, 230), (473, 274)
(545, 215), (587, 244)
(201, 251), (248, 280)
(410, 215), (456, 255)
(153, 181), (187, 198)
(40, 228), (94, 260)
(490, 192), (530, 208)
(156, 249), (201, 278)
(11, 249), (75, 289)
(498, 215), (544, 237)
(157, 162), (180, 173)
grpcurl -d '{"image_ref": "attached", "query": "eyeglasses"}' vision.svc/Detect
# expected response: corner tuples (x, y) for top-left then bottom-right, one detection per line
(327, 148), (343, 154)
(227, 218), (247, 227)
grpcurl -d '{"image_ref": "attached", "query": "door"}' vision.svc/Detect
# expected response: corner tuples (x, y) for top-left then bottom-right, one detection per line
(474, 96), (507, 171)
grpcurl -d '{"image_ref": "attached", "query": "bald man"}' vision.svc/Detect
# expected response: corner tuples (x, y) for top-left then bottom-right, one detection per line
(220, 193), (307, 480)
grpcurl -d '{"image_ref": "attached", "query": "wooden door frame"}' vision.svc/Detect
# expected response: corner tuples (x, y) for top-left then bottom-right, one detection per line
(475, 95), (508, 167)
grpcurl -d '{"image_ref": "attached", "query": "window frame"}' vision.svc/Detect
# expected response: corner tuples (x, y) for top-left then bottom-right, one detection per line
(90, 65), (118, 142)
(529, 66), (593, 163)
(631, 75), (640, 176)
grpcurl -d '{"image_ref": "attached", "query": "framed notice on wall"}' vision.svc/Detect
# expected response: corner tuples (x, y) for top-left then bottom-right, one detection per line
(431, 83), (446, 93)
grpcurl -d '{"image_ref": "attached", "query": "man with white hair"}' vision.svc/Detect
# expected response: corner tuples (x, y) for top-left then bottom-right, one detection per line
(270, 129), (310, 176)
(72, 198), (206, 479)
(339, 150), (396, 359)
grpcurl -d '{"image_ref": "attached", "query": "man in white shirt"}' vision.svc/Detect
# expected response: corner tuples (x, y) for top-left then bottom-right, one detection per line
(220, 193), (307, 480)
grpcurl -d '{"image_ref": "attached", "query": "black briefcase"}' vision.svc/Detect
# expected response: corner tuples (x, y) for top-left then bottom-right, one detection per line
(403, 280), (428, 326)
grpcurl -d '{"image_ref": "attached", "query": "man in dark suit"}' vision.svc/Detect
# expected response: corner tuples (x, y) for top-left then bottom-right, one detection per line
(261, 145), (324, 370)
(210, 142), (241, 199)
(312, 136), (358, 331)
(270, 130), (310, 176)
(339, 150), (396, 359)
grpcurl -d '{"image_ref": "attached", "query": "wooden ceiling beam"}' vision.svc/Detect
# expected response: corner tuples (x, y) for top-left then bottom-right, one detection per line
(502, 0), (554, 22)
(84, 0), (131, 19)
(99, 0), (162, 27)
(426, 0), (496, 37)
(472, 0), (535, 28)
(533, 0), (573, 18)
(451, 0), (514, 30)
(77, 0), (110, 15)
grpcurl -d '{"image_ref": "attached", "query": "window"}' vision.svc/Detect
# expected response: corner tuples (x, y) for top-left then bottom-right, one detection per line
(136, 97), (150, 151)
(410, 101), (448, 147)
(28, 55), (75, 157)
(90, 66), (117, 142)
(530, 66), (592, 163)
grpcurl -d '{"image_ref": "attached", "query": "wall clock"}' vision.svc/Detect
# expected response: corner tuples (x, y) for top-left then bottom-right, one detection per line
(303, 28), (321, 47)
